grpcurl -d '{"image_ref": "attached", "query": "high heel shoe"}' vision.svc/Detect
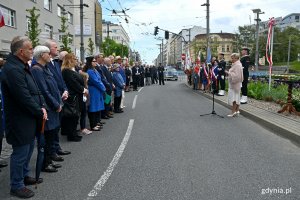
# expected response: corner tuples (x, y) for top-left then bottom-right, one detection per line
(227, 112), (237, 117)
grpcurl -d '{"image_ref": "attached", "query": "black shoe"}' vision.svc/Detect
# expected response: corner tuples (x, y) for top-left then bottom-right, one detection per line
(57, 150), (71, 155)
(50, 154), (64, 162)
(67, 136), (82, 142)
(97, 121), (105, 125)
(0, 160), (8, 168)
(42, 165), (58, 173)
(102, 116), (109, 119)
(76, 135), (83, 138)
(24, 176), (43, 186)
(10, 187), (34, 198)
(50, 162), (62, 169)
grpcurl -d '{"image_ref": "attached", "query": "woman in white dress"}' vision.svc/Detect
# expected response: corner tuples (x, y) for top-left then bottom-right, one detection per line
(225, 53), (244, 117)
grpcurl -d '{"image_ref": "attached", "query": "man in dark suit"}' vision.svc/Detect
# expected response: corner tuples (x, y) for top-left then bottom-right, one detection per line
(157, 63), (165, 85)
(102, 57), (115, 117)
(44, 40), (70, 161)
(1, 36), (47, 198)
(131, 62), (140, 91)
(0, 58), (8, 171)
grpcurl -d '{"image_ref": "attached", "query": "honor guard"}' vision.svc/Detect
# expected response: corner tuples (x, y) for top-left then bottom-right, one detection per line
(217, 53), (226, 96)
(240, 47), (251, 104)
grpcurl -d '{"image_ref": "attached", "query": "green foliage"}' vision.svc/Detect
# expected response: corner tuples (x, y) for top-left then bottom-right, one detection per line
(101, 38), (129, 57)
(87, 38), (95, 56)
(247, 81), (300, 111)
(60, 16), (72, 52)
(26, 7), (41, 48)
(290, 61), (300, 71)
(248, 81), (266, 100)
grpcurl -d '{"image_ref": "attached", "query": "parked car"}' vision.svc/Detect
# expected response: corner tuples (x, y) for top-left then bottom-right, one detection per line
(164, 67), (178, 81)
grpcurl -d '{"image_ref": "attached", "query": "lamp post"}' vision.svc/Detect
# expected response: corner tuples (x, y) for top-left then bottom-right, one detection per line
(63, 2), (89, 63)
(252, 8), (264, 72)
(202, 0), (210, 63)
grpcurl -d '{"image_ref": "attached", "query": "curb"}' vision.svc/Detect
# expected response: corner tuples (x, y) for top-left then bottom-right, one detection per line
(185, 83), (300, 146)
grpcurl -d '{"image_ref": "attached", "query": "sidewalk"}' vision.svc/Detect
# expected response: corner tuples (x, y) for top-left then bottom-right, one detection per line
(185, 83), (300, 146)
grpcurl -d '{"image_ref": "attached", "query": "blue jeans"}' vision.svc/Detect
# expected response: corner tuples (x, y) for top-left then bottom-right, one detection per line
(10, 140), (35, 190)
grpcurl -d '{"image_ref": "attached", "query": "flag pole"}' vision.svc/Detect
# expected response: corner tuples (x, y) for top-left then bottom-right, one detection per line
(269, 24), (274, 91)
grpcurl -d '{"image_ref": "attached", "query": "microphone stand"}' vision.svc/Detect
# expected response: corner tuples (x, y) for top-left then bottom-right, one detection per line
(200, 78), (224, 118)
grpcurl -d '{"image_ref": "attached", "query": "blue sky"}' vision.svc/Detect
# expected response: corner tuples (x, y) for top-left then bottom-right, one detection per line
(100, 0), (299, 64)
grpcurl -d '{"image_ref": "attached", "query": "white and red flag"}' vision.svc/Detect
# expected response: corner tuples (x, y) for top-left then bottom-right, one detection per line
(0, 9), (5, 28)
(266, 17), (275, 72)
(266, 17), (275, 91)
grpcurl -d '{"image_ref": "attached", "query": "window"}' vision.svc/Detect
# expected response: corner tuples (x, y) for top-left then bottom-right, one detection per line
(44, 0), (52, 11)
(112, 29), (117, 33)
(44, 24), (53, 38)
(226, 45), (230, 52)
(67, 12), (73, 24)
(0, 6), (16, 27)
(26, 17), (30, 31)
(222, 45), (225, 52)
(57, 5), (63, 17)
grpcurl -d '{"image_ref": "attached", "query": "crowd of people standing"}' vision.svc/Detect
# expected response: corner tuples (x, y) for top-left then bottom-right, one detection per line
(0, 36), (164, 199)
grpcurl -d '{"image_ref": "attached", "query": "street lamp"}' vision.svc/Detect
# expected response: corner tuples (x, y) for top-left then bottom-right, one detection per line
(64, 1), (89, 63)
(252, 8), (264, 71)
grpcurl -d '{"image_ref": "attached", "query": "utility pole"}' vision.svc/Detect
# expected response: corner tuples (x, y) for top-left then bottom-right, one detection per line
(80, 0), (84, 64)
(201, 0), (210, 62)
(287, 35), (291, 73)
(252, 9), (264, 72)
(107, 22), (110, 38)
(161, 39), (164, 65)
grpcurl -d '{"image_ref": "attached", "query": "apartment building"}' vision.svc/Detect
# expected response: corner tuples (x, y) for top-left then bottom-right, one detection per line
(0, 0), (75, 58)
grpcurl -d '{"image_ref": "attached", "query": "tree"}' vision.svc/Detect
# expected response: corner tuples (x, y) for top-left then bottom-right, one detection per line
(60, 15), (72, 52)
(101, 38), (129, 57)
(26, 7), (41, 48)
(87, 38), (95, 56)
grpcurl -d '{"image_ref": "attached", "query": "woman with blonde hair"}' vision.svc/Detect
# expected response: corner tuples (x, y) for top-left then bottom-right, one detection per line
(225, 53), (243, 117)
(61, 53), (88, 141)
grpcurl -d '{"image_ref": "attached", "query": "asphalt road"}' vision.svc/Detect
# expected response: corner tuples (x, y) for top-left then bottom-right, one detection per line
(0, 80), (299, 200)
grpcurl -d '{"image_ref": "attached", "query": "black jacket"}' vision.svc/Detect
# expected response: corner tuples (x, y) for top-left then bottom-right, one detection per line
(61, 68), (85, 111)
(1, 54), (44, 146)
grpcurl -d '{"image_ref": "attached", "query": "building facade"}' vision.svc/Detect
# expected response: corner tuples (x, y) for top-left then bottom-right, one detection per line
(0, 0), (75, 58)
(102, 20), (130, 47)
(73, 0), (102, 58)
(193, 33), (236, 61)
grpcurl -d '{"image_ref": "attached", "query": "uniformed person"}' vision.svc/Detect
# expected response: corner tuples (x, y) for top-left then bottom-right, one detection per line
(240, 47), (251, 104)
(217, 53), (226, 96)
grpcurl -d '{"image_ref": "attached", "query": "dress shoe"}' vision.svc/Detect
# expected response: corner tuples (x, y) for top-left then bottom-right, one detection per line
(57, 150), (71, 156)
(91, 127), (101, 131)
(102, 115), (109, 119)
(50, 154), (64, 162)
(0, 160), (8, 168)
(24, 176), (43, 185)
(42, 165), (58, 173)
(50, 162), (62, 169)
(227, 112), (237, 117)
(67, 136), (82, 142)
(97, 121), (105, 125)
(10, 187), (34, 198)
(108, 114), (114, 118)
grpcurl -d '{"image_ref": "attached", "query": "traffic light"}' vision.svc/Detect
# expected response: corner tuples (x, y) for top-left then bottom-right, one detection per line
(165, 31), (169, 39)
(154, 26), (159, 36)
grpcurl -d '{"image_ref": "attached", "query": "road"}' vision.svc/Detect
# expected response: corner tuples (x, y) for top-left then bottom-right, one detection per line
(0, 80), (299, 200)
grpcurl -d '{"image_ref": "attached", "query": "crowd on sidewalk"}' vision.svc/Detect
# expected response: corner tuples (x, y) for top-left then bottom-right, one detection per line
(185, 48), (251, 117)
(0, 36), (164, 199)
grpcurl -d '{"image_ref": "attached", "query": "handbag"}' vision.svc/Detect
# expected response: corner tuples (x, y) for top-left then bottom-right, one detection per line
(62, 95), (80, 117)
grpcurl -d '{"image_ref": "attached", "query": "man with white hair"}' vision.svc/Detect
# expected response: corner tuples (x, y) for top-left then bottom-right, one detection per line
(43, 40), (70, 161)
